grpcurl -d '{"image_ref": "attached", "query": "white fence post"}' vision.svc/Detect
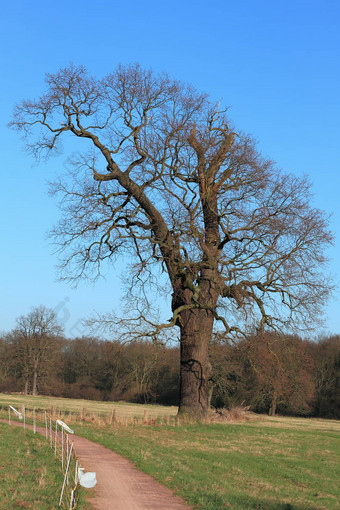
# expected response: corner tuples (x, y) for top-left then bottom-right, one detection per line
(55, 421), (58, 457)
(45, 410), (48, 439)
(69, 489), (74, 510)
(66, 434), (69, 481)
(61, 427), (64, 470)
(59, 442), (73, 508)
(9, 405), (23, 425)
(75, 459), (78, 485)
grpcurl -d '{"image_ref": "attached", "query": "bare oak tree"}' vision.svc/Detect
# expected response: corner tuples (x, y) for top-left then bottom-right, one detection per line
(10, 64), (333, 418)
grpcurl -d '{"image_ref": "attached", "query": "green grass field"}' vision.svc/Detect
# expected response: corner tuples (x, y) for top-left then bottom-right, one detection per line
(75, 418), (340, 510)
(0, 422), (66, 509)
(1, 393), (339, 510)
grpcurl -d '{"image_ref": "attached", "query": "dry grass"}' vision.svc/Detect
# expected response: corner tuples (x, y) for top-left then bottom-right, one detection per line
(254, 415), (340, 433)
(1, 402), (182, 431)
(205, 405), (257, 423)
(0, 393), (177, 420)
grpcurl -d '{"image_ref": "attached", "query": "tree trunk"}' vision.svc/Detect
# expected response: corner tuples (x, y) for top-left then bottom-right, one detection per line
(32, 359), (38, 396)
(269, 393), (277, 416)
(207, 381), (214, 408)
(24, 378), (29, 395)
(178, 307), (214, 419)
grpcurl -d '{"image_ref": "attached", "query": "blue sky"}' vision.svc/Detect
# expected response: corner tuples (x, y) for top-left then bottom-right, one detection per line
(1, 0), (339, 337)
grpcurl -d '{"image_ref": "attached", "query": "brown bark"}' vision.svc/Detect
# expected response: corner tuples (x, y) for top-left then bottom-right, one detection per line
(178, 308), (214, 419)
(32, 359), (38, 396)
(269, 394), (277, 416)
(24, 378), (29, 395)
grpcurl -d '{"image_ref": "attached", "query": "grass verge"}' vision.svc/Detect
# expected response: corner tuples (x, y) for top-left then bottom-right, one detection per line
(73, 418), (340, 510)
(0, 422), (65, 509)
(0, 422), (92, 510)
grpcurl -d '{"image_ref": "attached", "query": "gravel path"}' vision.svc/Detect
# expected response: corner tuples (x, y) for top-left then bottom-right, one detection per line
(1, 419), (191, 510)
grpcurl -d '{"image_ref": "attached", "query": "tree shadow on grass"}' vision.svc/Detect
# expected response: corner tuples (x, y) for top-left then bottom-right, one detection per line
(196, 490), (327, 510)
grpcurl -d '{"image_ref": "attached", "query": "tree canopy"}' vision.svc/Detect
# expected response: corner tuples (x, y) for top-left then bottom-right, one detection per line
(8, 306), (62, 396)
(10, 64), (333, 418)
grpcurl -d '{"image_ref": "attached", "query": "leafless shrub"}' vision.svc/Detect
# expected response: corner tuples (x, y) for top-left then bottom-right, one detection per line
(206, 405), (256, 423)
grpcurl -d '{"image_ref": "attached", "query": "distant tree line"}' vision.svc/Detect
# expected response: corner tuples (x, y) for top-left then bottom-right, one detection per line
(0, 307), (339, 419)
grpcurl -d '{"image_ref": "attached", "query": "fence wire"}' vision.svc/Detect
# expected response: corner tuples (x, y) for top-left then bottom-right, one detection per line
(5, 405), (83, 510)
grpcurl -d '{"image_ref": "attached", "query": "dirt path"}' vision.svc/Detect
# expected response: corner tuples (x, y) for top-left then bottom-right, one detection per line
(0, 419), (191, 510)
(72, 434), (191, 509)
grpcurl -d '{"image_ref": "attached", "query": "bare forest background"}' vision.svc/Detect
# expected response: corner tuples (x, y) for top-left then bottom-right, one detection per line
(0, 307), (339, 419)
